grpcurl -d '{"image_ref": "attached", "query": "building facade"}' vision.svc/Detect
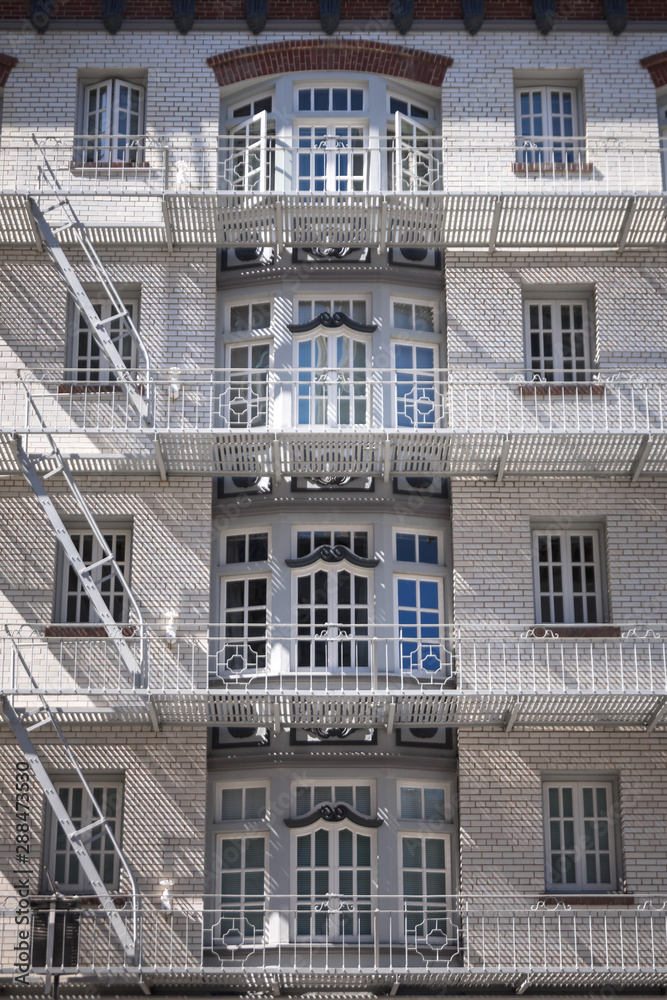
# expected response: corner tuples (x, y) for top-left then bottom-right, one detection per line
(0, 0), (666, 996)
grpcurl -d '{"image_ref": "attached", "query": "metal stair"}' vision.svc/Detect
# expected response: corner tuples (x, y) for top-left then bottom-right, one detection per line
(14, 383), (145, 678)
(30, 136), (150, 421)
(1, 632), (138, 960)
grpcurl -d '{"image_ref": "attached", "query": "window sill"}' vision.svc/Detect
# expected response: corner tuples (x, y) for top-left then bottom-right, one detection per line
(529, 625), (621, 639)
(58, 383), (145, 395)
(513, 162), (594, 176)
(70, 162), (151, 172)
(45, 625), (136, 638)
(516, 383), (605, 397)
(540, 894), (634, 907)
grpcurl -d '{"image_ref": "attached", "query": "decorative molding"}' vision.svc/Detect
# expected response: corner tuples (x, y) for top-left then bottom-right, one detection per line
(533, 0), (555, 34)
(604, 0), (627, 34)
(285, 803), (383, 829)
(0, 54), (18, 87)
(173, 0), (195, 34)
(287, 311), (377, 335)
(391, 0), (413, 34)
(285, 544), (380, 569)
(101, 0), (124, 34)
(319, 0), (340, 34)
(462, 0), (484, 35)
(207, 41), (453, 90)
(29, 0), (53, 33)
(246, 0), (267, 34)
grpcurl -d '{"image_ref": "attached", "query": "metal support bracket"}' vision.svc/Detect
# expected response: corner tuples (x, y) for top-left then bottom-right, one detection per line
(617, 196), (637, 251)
(646, 696), (667, 733)
(630, 434), (652, 481)
(488, 196), (503, 252)
(496, 436), (511, 485)
(504, 698), (521, 732)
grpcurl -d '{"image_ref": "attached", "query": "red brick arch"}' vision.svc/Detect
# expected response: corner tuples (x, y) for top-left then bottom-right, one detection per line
(207, 39), (452, 89)
(640, 51), (667, 88)
(0, 54), (18, 87)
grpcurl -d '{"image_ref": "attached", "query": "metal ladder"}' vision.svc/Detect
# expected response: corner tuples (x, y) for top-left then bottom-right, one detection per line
(14, 383), (145, 679)
(1, 632), (138, 960)
(29, 136), (151, 422)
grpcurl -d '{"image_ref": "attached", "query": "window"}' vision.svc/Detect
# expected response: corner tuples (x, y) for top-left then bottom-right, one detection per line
(217, 834), (267, 939)
(55, 528), (131, 624)
(221, 76), (438, 193)
(224, 531), (269, 564)
(525, 299), (592, 381)
(399, 784), (448, 821)
(515, 83), (581, 165)
(296, 332), (369, 427)
(543, 781), (617, 892)
(297, 298), (368, 325)
(396, 577), (445, 675)
(295, 783), (372, 816)
(80, 78), (145, 164)
(401, 834), (450, 936)
(45, 781), (122, 893)
(220, 576), (268, 673)
(221, 785), (267, 821)
(392, 300), (435, 332)
(296, 567), (370, 671)
(296, 826), (373, 939)
(227, 342), (270, 428)
(394, 343), (439, 429)
(296, 529), (369, 559)
(73, 297), (138, 381)
(533, 528), (605, 624)
(395, 531), (439, 565)
(229, 302), (271, 332)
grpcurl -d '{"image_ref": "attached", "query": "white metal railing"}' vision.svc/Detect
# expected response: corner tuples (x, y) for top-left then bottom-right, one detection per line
(2, 624), (667, 698)
(2, 368), (667, 437)
(3, 892), (666, 981)
(0, 135), (664, 196)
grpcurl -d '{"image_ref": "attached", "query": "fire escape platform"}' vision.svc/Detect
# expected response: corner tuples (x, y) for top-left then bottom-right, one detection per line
(3, 690), (665, 730)
(2, 193), (667, 250)
(1, 430), (666, 480)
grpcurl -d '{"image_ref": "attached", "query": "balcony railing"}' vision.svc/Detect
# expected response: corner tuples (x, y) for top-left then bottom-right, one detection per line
(4, 892), (666, 986)
(3, 369), (667, 437)
(2, 624), (667, 699)
(0, 135), (663, 196)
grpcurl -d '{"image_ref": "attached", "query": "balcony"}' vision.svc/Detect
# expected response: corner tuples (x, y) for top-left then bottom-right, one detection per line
(2, 624), (666, 730)
(2, 369), (667, 479)
(3, 893), (665, 992)
(0, 135), (665, 250)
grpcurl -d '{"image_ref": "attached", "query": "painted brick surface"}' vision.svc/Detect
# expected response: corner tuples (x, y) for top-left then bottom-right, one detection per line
(458, 729), (667, 894)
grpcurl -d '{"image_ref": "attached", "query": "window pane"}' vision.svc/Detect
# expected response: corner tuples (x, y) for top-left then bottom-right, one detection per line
(401, 787), (422, 819)
(221, 789), (243, 820)
(424, 788), (445, 820)
(397, 533), (416, 562)
(246, 787), (266, 819)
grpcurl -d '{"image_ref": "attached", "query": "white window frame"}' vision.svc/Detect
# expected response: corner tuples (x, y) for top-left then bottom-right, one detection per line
(225, 340), (272, 430)
(221, 528), (271, 567)
(44, 779), (123, 893)
(392, 340), (441, 430)
(293, 329), (371, 429)
(397, 782), (450, 823)
(394, 573), (446, 676)
(218, 572), (270, 675)
(393, 528), (443, 567)
(293, 525), (372, 558)
(293, 563), (373, 674)
(543, 780), (618, 892)
(294, 296), (370, 326)
(292, 779), (375, 817)
(226, 299), (273, 335)
(514, 83), (582, 165)
(292, 820), (376, 942)
(391, 298), (437, 333)
(215, 831), (269, 943)
(399, 832), (452, 941)
(216, 781), (270, 823)
(524, 298), (593, 381)
(72, 296), (139, 381)
(81, 78), (145, 164)
(532, 526), (606, 625)
(54, 525), (131, 625)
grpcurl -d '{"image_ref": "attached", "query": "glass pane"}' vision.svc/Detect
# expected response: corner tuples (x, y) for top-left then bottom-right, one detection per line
(246, 787), (266, 820)
(221, 788), (243, 820)
(245, 838), (264, 869)
(424, 788), (445, 820)
(401, 787), (422, 819)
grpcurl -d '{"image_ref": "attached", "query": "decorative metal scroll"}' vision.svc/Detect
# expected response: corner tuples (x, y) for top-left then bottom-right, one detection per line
(286, 545), (380, 569)
(621, 627), (661, 640)
(287, 310), (377, 335)
(285, 803), (383, 828)
(533, 0), (555, 34)
(520, 627), (560, 640)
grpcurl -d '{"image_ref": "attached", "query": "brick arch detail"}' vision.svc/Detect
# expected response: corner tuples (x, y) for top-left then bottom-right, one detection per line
(207, 40), (452, 89)
(640, 51), (667, 88)
(0, 54), (18, 87)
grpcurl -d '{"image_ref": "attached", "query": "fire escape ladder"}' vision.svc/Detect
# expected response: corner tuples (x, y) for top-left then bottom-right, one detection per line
(1, 636), (138, 959)
(14, 386), (146, 680)
(29, 136), (151, 422)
